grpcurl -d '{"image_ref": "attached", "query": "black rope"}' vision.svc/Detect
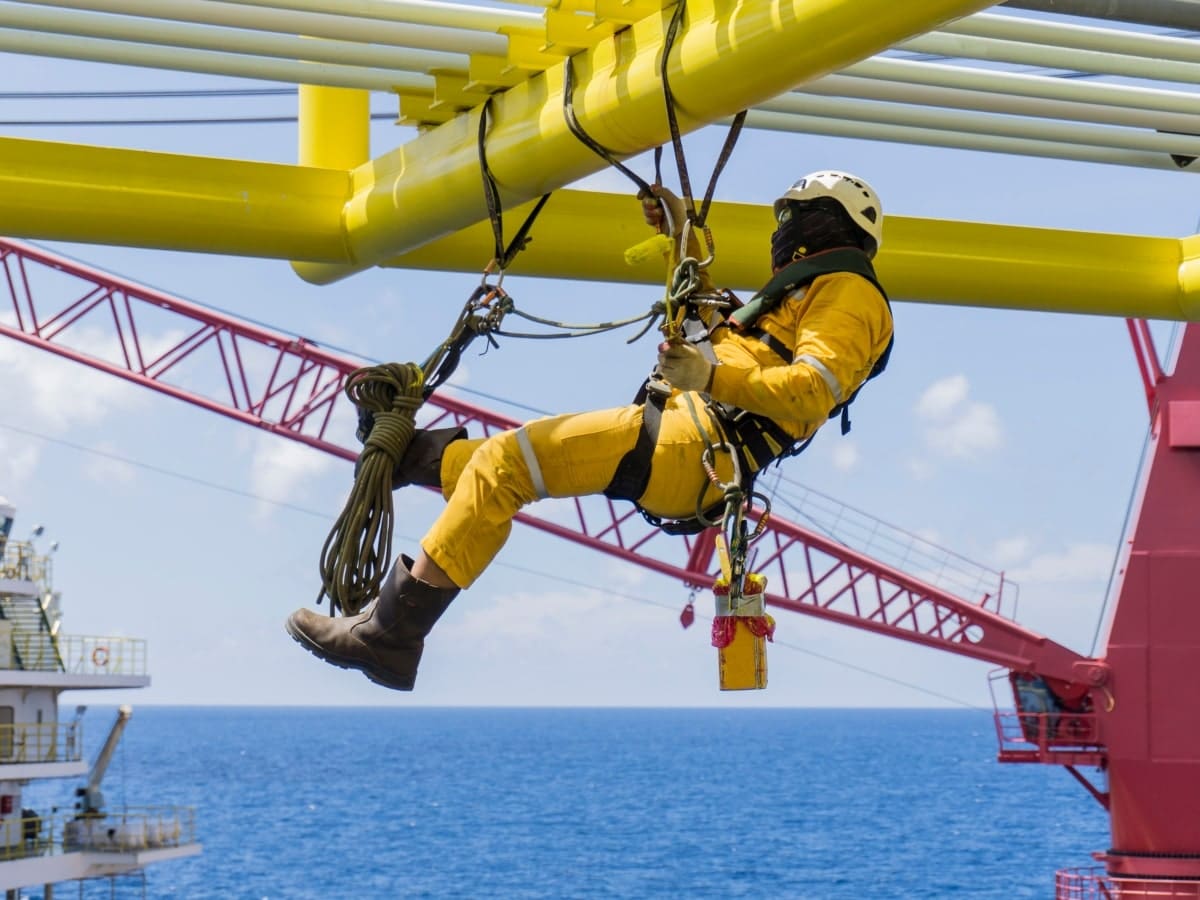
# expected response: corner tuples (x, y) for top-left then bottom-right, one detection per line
(495, 305), (661, 341)
(563, 56), (663, 195)
(477, 97), (552, 271)
(660, 0), (747, 230)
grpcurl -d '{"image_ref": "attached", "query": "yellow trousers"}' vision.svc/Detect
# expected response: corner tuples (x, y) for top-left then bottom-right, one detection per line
(421, 393), (736, 588)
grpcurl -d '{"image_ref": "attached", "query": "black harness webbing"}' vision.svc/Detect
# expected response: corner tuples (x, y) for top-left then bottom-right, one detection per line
(605, 387), (666, 504)
(604, 249), (893, 531)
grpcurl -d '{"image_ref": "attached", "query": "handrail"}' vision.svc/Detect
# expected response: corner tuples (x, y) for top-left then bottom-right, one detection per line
(0, 540), (53, 589)
(1056, 867), (1200, 898)
(0, 806), (197, 862)
(7, 633), (147, 676)
(0, 722), (84, 764)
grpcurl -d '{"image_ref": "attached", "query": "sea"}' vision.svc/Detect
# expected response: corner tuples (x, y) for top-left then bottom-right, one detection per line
(22, 707), (1109, 899)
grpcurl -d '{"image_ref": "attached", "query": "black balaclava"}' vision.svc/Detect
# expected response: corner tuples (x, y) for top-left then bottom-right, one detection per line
(771, 197), (867, 271)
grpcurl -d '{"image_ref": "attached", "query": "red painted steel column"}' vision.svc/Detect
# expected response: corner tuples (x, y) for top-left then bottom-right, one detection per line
(1101, 322), (1200, 889)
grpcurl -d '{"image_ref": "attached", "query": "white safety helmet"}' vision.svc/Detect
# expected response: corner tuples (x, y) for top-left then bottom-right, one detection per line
(774, 171), (883, 257)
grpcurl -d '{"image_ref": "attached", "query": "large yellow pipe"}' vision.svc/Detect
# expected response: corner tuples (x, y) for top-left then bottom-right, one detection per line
(0, 129), (1190, 318)
(387, 190), (1190, 320)
(1177, 234), (1200, 321)
(291, 0), (998, 284)
(0, 136), (351, 261)
(298, 85), (369, 170)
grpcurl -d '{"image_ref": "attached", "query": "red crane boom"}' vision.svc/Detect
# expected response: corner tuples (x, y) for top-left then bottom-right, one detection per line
(0, 237), (1092, 680)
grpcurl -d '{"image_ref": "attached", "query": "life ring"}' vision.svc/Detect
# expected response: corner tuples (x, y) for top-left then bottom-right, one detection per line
(91, 646), (109, 668)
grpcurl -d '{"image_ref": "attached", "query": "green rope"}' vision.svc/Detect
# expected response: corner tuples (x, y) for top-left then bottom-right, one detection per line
(317, 361), (425, 616)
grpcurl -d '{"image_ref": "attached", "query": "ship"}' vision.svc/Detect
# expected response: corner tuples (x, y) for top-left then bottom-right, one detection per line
(0, 497), (199, 898)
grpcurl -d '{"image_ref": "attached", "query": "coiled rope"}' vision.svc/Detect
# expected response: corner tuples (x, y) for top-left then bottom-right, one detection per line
(317, 362), (425, 615)
(315, 98), (551, 617)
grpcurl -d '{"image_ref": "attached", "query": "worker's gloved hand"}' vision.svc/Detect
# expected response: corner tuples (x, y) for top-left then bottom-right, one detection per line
(355, 408), (375, 445)
(639, 186), (711, 292)
(639, 185), (686, 237)
(657, 340), (714, 393)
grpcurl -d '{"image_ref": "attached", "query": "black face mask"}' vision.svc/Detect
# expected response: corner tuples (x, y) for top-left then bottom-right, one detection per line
(771, 199), (864, 271)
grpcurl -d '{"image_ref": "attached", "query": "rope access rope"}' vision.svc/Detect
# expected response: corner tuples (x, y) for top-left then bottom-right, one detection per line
(317, 362), (423, 615)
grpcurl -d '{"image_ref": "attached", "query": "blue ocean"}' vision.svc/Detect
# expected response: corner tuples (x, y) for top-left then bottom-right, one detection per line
(25, 708), (1108, 898)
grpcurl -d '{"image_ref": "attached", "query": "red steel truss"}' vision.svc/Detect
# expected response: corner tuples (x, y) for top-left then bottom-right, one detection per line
(0, 237), (1094, 683)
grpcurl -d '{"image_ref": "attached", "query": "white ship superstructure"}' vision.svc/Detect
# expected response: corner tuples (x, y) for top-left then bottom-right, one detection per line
(0, 497), (199, 898)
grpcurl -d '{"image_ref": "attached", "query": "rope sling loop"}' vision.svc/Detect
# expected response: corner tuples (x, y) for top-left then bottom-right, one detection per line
(561, 0), (746, 343)
(657, 0), (747, 340)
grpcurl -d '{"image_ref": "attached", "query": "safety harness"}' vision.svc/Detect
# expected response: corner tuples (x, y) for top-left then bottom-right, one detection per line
(603, 247), (893, 535)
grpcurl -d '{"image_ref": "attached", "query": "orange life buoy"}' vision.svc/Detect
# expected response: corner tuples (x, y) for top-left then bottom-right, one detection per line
(91, 646), (109, 667)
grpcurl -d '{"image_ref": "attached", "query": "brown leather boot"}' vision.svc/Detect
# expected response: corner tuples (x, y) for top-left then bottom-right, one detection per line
(286, 556), (458, 691)
(391, 425), (466, 489)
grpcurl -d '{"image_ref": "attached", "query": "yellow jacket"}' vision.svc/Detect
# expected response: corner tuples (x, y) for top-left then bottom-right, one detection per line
(708, 270), (893, 442)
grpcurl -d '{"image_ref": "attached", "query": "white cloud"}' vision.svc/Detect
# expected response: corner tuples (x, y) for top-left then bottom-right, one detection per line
(0, 434), (38, 486)
(992, 535), (1031, 567)
(830, 440), (859, 472)
(450, 589), (630, 640)
(0, 333), (147, 432)
(914, 374), (1003, 459)
(1011, 542), (1114, 585)
(916, 374), (969, 418)
(929, 402), (1003, 457)
(432, 588), (703, 705)
(249, 435), (333, 515)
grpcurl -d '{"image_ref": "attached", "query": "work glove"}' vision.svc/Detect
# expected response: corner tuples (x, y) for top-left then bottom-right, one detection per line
(657, 340), (714, 393)
(639, 185), (713, 291)
(639, 185), (686, 238)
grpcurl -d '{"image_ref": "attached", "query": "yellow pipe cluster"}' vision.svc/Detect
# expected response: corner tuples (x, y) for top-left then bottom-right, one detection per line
(384, 191), (1190, 321)
(291, 0), (997, 283)
(0, 0), (1197, 320)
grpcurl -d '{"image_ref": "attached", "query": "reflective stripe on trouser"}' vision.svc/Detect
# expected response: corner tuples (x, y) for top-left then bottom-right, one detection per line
(421, 396), (737, 588)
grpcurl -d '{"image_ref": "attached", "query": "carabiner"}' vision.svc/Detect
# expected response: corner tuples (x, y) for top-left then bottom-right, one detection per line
(701, 442), (743, 495)
(480, 259), (506, 293)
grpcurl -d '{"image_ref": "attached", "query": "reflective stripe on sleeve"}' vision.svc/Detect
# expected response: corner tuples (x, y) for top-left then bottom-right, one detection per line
(515, 426), (549, 499)
(794, 353), (845, 404)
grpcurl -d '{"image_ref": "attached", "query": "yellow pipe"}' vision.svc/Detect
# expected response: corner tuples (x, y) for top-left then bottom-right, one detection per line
(385, 190), (1189, 320)
(0, 136), (351, 260)
(0, 133), (1188, 319)
(298, 85), (370, 170)
(292, 0), (998, 284)
(1178, 234), (1200, 321)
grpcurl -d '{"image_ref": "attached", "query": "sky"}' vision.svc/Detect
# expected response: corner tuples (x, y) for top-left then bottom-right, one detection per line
(0, 25), (1195, 710)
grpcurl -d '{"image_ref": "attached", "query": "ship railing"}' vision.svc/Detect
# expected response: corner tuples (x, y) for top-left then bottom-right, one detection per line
(9, 633), (147, 676)
(995, 709), (1101, 750)
(0, 806), (197, 861)
(988, 669), (1104, 764)
(0, 721), (84, 764)
(0, 541), (53, 590)
(1057, 866), (1200, 898)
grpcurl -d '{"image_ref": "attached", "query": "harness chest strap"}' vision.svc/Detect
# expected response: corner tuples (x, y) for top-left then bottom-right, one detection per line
(731, 248), (893, 437)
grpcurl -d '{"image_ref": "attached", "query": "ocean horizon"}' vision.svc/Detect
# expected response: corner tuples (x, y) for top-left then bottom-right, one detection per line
(23, 706), (1108, 898)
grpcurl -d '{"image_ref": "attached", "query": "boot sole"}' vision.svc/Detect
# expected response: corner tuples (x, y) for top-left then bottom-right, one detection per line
(284, 616), (415, 692)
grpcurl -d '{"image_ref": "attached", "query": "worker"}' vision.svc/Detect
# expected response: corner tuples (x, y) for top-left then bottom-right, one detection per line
(286, 170), (895, 691)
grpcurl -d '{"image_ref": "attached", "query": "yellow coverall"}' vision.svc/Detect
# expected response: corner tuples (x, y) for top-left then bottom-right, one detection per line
(422, 270), (894, 588)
